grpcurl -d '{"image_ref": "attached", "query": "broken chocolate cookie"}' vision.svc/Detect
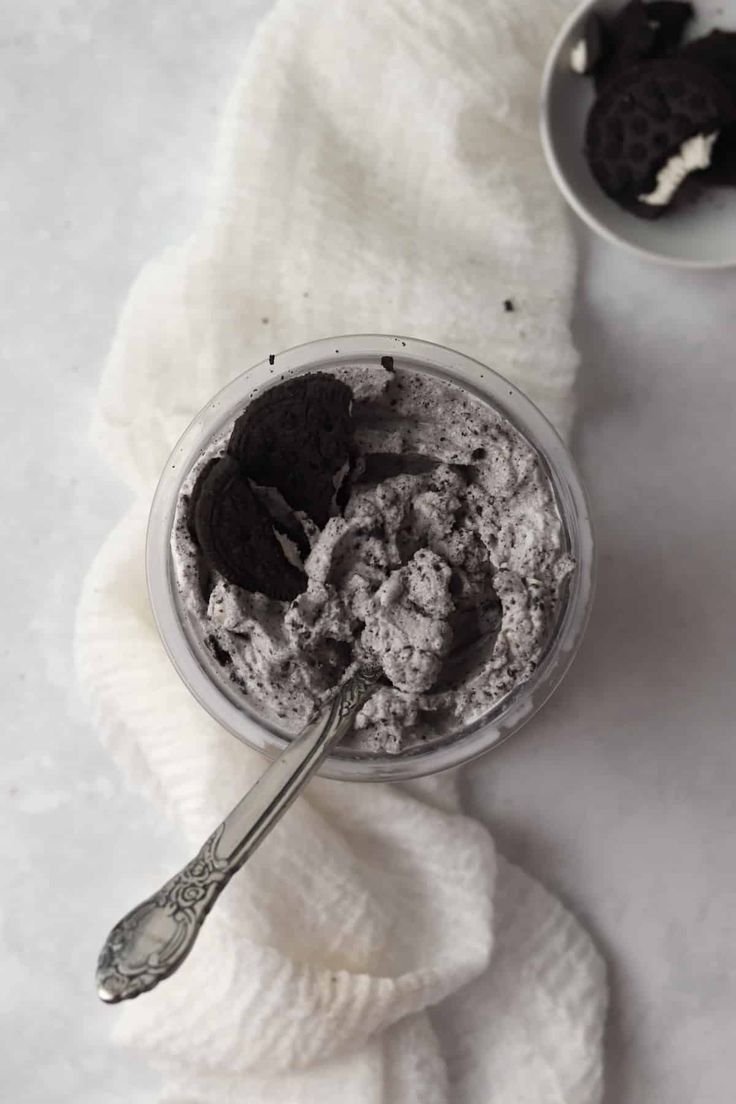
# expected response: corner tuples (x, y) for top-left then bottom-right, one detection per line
(585, 58), (736, 217)
(193, 455), (306, 601)
(227, 372), (353, 527)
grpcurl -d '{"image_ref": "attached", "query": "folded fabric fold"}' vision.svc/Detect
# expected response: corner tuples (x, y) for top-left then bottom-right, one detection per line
(76, 0), (606, 1099)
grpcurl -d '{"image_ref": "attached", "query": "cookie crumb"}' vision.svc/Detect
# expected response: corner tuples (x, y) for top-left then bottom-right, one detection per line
(381, 355), (395, 372)
(268, 354), (275, 365)
(207, 635), (232, 667)
(504, 299), (515, 312)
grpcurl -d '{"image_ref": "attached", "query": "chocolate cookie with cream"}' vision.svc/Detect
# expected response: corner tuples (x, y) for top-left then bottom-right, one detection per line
(585, 58), (736, 217)
(228, 373), (353, 528)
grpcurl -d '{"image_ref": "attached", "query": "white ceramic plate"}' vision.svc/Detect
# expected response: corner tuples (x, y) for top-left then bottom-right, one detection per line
(541, 0), (736, 267)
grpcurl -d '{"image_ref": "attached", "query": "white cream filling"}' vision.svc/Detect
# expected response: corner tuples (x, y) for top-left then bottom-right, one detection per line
(274, 529), (304, 570)
(570, 38), (588, 74)
(638, 132), (718, 207)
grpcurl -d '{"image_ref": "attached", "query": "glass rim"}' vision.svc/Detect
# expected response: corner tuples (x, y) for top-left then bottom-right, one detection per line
(146, 334), (596, 782)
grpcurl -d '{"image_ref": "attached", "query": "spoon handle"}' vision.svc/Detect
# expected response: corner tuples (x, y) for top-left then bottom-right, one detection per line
(96, 665), (380, 1004)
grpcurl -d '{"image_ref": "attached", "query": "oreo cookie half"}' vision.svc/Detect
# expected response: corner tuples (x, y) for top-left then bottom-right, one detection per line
(647, 1), (694, 55)
(594, 0), (657, 87)
(575, 2), (693, 83)
(703, 121), (736, 184)
(585, 58), (736, 217)
(228, 373), (353, 527)
(192, 455), (306, 601)
(679, 32), (736, 185)
(680, 30), (736, 94)
(571, 13), (608, 76)
(186, 456), (220, 543)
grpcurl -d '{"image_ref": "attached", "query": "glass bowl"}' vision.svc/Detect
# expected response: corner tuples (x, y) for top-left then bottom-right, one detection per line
(146, 334), (595, 781)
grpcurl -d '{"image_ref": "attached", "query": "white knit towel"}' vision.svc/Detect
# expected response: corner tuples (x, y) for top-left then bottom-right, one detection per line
(76, 0), (607, 1101)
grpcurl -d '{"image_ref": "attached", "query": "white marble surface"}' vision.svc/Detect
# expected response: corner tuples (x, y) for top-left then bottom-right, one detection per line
(2, 3), (735, 1102)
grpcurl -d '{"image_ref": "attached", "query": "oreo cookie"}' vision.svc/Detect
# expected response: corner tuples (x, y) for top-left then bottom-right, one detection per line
(228, 373), (353, 527)
(192, 455), (306, 601)
(585, 58), (736, 216)
(647, 2), (694, 55)
(703, 121), (736, 184)
(680, 32), (736, 183)
(594, 0), (657, 87)
(571, 13), (607, 76)
(681, 30), (736, 94)
(186, 456), (220, 543)
(587, 1), (694, 87)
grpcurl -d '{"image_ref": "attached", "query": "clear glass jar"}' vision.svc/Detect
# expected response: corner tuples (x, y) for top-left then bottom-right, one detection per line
(146, 335), (595, 781)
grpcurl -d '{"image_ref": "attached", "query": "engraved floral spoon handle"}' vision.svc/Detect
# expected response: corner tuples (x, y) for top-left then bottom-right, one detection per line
(96, 664), (381, 1004)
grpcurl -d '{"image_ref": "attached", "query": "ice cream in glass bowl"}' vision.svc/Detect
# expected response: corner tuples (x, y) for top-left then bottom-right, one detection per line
(146, 334), (595, 782)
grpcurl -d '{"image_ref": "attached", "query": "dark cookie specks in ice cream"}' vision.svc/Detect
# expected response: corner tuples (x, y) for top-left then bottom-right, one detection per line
(172, 364), (574, 755)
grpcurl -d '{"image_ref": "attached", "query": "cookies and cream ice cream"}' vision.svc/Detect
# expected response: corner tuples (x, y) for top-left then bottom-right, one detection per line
(171, 363), (573, 754)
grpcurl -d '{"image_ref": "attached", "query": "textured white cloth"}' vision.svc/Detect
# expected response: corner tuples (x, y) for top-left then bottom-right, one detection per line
(76, 0), (607, 1101)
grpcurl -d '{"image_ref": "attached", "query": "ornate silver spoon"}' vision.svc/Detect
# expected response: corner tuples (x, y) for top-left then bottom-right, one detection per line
(96, 663), (381, 1004)
(96, 450), (489, 1004)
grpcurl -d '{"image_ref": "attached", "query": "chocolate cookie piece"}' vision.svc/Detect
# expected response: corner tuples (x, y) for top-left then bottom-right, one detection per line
(571, 13), (608, 76)
(186, 456), (220, 544)
(703, 121), (736, 185)
(583, 2), (693, 85)
(647, 1), (694, 55)
(186, 455), (222, 602)
(193, 455), (306, 601)
(228, 373), (353, 528)
(594, 0), (657, 87)
(680, 32), (736, 183)
(585, 59), (736, 217)
(680, 31), (736, 94)
(248, 481), (312, 561)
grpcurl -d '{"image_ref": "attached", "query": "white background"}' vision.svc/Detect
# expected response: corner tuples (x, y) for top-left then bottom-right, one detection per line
(2, 2), (735, 1102)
